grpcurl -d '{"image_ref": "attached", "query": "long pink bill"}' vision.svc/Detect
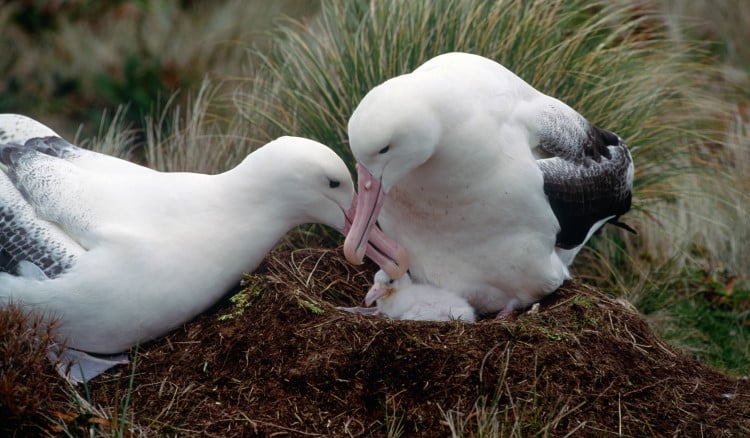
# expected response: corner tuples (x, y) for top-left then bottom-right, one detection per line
(343, 163), (409, 279)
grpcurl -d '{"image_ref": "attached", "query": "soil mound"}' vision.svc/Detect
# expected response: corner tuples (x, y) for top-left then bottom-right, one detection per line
(2, 246), (749, 436)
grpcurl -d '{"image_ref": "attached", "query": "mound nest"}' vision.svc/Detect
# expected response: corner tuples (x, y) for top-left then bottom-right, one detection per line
(2, 246), (749, 436)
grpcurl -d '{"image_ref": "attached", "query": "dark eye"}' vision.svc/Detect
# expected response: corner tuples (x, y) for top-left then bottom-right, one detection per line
(328, 179), (340, 189)
(378, 145), (390, 154)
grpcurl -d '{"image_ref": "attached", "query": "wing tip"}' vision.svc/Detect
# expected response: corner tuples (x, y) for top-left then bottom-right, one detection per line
(608, 218), (637, 235)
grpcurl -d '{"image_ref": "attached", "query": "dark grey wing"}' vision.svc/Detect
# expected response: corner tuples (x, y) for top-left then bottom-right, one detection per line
(0, 171), (83, 279)
(20, 135), (85, 159)
(0, 143), (96, 244)
(0, 114), (149, 175)
(0, 135), (109, 168)
(0, 115), (132, 279)
(533, 99), (634, 249)
(537, 142), (633, 249)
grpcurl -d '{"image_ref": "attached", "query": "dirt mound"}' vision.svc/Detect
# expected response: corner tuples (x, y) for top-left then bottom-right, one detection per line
(3, 246), (749, 436)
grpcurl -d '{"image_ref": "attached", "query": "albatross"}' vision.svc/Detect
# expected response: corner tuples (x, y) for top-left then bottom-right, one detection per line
(343, 52), (634, 316)
(0, 114), (405, 382)
(340, 269), (476, 322)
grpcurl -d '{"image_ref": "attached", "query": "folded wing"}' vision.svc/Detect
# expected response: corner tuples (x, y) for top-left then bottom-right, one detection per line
(531, 97), (634, 250)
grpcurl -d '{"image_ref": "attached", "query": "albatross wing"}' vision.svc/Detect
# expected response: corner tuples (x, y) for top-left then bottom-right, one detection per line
(529, 97), (635, 256)
(0, 148), (86, 279)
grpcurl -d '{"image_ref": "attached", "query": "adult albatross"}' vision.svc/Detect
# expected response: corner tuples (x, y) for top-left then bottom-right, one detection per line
(343, 52), (634, 316)
(0, 114), (405, 382)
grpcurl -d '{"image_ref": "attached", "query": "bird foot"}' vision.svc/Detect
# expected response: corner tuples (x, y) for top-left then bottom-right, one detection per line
(336, 306), (381, 316)
(494, 298), (521, 320)
(48, 344), (129, 384)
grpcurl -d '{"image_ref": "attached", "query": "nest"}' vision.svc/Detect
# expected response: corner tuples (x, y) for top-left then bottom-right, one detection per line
(2, 246), (749, 436)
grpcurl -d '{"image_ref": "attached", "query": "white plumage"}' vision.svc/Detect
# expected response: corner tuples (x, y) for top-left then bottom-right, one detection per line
(366, 270), (476, 322)
(337, 269), (475, 322)
(344, 52), (633, 316)
(0, 114), (405, 382)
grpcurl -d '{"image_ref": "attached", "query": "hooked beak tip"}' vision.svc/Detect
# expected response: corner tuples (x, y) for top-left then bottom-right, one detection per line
(345, 253), (365, 266)
(343, 239), (366, 265)
(381, 246), (409, 280)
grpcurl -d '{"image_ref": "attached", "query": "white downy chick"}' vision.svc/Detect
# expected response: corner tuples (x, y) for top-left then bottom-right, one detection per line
(364, 270), (476, 322)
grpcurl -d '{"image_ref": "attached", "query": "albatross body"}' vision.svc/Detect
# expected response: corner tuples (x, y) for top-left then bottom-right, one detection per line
(344, 52), (633, 315)
(0, 114), (404, 381)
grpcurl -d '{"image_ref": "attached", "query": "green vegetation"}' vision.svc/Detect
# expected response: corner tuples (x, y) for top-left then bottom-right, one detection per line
(218, 274), (267, 321)
(636, 263), (750, 374)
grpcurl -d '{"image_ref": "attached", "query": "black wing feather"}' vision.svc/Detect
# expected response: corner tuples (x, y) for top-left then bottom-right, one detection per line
(535, 103), (634, 249)
(537, 136), (633, 249)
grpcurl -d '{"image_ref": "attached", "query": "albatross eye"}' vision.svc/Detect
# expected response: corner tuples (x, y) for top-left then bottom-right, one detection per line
(378, 145), (390, 154)
(328, 179), (340, 189)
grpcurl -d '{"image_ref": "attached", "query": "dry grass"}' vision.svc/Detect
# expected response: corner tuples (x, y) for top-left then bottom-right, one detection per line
(0, 304), (66, 434)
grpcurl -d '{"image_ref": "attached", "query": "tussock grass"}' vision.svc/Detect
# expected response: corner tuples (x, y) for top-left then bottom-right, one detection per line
(239, 0), (724, 191)
(82, 80), (260, 175)
(662, 0), (750, 75)
(142, 79), (255, 173)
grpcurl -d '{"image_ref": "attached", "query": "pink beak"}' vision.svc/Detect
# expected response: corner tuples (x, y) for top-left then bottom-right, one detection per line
(343, 163), (409, 279)
(364, 281), (390, 306)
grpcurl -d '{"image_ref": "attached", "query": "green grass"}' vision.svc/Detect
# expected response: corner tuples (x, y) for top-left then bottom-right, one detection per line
(240, 0), (724, 188)
(634, 261), (750, 375)
(47, 349), (148, 437)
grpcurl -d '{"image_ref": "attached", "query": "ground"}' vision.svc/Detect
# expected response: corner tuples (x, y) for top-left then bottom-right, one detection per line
(2, 246), (749, 436)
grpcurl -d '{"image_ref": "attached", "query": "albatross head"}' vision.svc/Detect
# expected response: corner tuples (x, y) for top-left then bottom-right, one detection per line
(258, 136), (407, 272)
(364, 269), (413, 307)
(343, 77), (441, 277)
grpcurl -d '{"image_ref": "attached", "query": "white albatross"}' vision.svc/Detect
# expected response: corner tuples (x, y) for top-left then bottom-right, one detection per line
(343, 52), (634, 316)
(339, 269), (476, 322)
(0, 114), (406, 383)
